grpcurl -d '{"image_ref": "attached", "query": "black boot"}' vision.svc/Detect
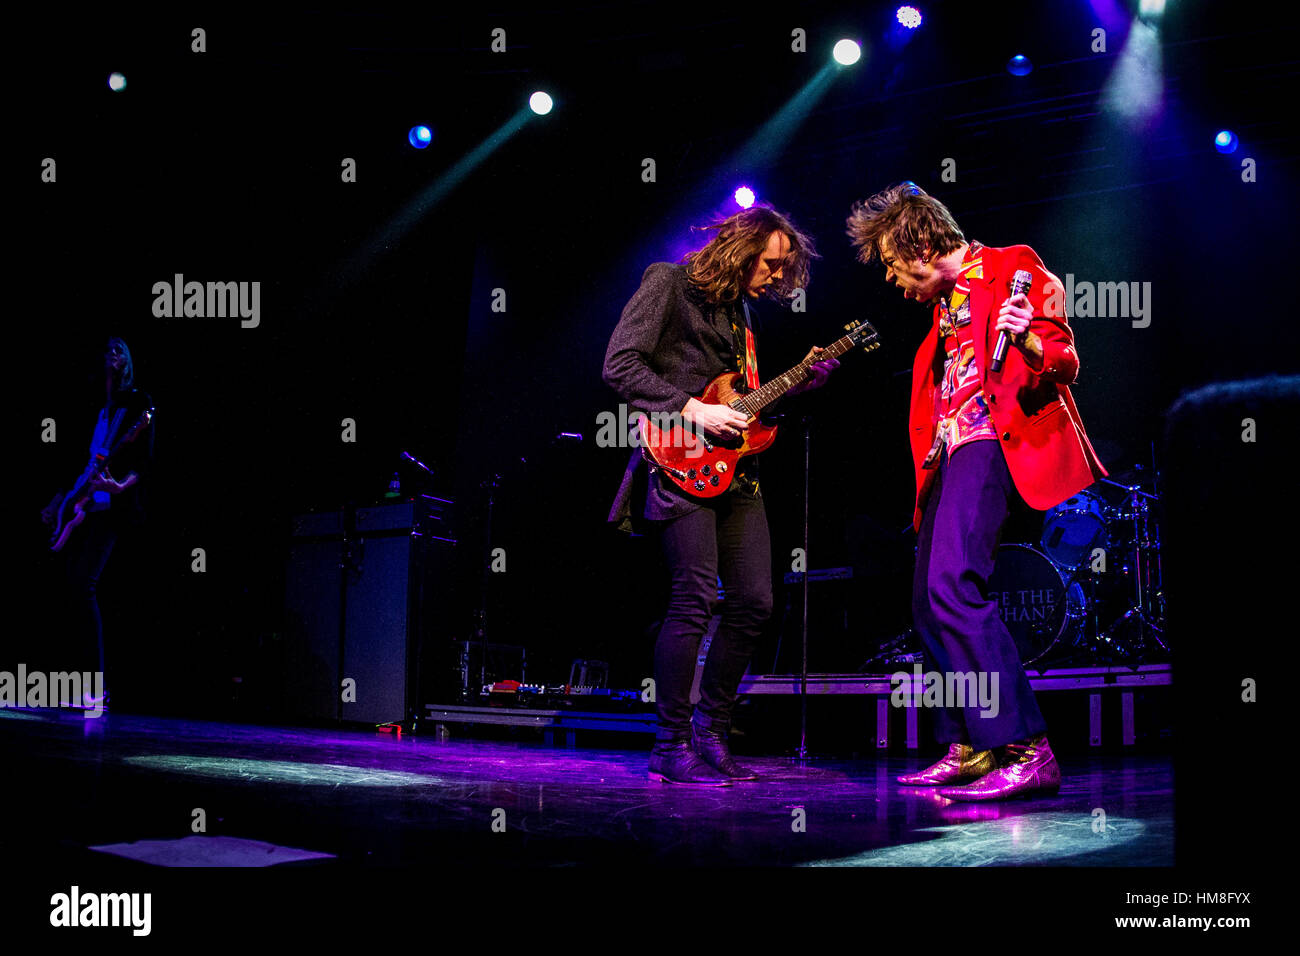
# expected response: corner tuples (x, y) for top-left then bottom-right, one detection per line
(648, 739), (732, 786)
(691, 720), (758, 781)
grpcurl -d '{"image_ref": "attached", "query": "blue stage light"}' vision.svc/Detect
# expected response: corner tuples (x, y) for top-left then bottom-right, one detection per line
(734, 186), (756, 209)
(1007, 54), (1033, 76)
(833, 39), (862, 66)
(1214, 130), (1238, 154)
(108, 72), (127, 91)
(408, 125), (433, 149)
(896, 6), (923, 29)
(529, 91), (554, 115)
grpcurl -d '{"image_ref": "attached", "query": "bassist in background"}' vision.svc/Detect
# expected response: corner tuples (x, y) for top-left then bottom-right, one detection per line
(603, 205), (838, 784)
(40, 338), (154, 709)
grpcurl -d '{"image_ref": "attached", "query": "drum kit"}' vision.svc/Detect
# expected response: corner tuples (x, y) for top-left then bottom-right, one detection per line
(990, 463), (1168, 669)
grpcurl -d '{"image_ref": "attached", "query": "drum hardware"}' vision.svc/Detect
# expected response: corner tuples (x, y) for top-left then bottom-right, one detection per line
(1093, 476), (1168, 662)
(1034, 460), (1169, 669)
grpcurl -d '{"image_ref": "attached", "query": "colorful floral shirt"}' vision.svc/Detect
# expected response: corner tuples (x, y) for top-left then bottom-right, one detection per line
(929, 241), (998, 462)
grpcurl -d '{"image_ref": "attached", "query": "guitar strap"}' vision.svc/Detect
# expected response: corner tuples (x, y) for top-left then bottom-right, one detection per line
(732, 299), (760, 390)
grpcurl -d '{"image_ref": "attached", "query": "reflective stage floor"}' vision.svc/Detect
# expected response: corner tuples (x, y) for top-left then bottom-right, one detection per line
(0, 709), (1172, 867)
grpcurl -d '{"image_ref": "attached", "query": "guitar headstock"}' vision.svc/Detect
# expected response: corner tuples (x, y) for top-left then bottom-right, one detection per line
(844, 319), (881, 352)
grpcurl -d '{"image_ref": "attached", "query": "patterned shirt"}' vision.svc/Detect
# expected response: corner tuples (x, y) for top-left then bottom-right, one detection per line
(927, 241), (998, 464)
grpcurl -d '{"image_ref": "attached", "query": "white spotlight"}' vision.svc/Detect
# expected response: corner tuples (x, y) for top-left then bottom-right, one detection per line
(833, 40), (862, 66)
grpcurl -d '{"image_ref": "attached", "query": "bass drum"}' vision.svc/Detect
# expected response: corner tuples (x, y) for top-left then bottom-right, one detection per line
(988, 544), (1085, 665)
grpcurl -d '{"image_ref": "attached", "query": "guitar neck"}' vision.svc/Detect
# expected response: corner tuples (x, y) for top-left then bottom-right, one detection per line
(732, 330), (863, 417)
(79, 407), (154, 492)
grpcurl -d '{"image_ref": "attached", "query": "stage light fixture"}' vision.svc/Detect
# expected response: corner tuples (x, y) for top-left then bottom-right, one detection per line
(408, 125), (433, 149)
(108, 72), (127, 91)
(1007, 54), (1033, 76)
(734, 186), (756, 209)
(1214, 130), (1238, 154)
(833, 39), (862, 66)
(529, 91), (554, 115)
(896, 6), (923, 29)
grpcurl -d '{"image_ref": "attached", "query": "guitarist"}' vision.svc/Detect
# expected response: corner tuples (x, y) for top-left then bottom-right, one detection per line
(603, 205), (838, 784)
(846, 184), (1106, 800)
(40, 337), (154, 709)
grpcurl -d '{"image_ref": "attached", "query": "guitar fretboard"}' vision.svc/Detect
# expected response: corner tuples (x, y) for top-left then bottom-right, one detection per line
(732, 328), (877, 417)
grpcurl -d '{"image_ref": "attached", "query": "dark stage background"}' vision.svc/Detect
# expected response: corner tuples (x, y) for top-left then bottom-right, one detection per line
(14, 2), (1296, 719)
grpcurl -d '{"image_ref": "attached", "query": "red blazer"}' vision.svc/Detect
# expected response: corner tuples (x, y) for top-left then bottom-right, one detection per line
(908, 243), (1107, 532)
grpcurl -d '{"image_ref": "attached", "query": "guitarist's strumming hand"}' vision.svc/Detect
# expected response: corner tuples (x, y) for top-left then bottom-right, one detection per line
(787, 346), (840, 396)
(682, 397), (751, 441)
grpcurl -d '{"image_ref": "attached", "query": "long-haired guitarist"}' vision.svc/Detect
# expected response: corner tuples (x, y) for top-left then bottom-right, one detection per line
(40, 337), (154, 710)
(603, 205), (838, 784)
(846, 184), (1106, 800)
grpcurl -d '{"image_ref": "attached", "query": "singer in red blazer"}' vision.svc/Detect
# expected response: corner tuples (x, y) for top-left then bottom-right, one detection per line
(907, 243), (1107, 532)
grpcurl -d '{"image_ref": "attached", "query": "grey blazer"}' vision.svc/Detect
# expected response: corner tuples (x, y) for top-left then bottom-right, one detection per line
(601, 262), (753, 530)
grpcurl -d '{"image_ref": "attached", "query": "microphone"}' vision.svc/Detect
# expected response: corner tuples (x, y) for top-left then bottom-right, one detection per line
(989, 269), (1033, 373)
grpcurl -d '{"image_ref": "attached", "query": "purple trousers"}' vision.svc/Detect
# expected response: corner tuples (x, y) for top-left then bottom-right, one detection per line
(912, 439), (1048, 751)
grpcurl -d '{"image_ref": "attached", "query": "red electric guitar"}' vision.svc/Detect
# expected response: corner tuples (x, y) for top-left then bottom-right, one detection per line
(46, 406), (154, 552)
(639, 320), (879, 497)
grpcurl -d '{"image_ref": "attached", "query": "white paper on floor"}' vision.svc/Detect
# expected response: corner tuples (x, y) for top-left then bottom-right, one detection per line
(89, 835), (336, 867)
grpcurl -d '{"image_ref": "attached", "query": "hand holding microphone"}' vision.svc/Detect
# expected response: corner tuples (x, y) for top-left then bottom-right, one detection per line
(990, 269), (1034, 373)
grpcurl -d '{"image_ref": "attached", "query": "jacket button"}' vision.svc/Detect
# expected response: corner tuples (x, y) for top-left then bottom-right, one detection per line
(988, 394), (996, 403)
(1002, 431), (1011, 441)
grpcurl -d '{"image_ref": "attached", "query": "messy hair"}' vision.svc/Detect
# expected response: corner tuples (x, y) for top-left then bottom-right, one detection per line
(683, 203), (817, 305)
(845, 182), (965, 266)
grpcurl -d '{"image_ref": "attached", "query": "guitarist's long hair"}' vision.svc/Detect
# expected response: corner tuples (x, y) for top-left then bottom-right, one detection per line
(682, 204), (817, 306)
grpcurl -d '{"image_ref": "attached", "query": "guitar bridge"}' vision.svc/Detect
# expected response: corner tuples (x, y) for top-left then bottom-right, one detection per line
(641, 448), (688, 481)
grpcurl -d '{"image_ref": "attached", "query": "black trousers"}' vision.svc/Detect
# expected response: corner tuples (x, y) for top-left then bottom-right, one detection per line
(63, 512), (119, 686)
(651, 490), (772, 743)
(912, 439), (1048, 751)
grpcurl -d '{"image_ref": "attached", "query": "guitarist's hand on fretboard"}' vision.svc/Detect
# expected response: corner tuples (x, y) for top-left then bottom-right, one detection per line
(787, 346), (841, 396)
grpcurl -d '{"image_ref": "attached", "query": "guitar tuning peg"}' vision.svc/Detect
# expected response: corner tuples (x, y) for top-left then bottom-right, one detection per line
(843, 320), (860, 331)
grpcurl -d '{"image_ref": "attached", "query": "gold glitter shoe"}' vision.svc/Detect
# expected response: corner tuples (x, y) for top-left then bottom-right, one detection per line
(938, 735), (1061, 801)
(897, 743), (996, 786)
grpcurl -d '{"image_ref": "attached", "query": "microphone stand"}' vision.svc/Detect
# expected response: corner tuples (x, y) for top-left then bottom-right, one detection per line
(475, 474), (502, 694)
(796, 415), (811, 760)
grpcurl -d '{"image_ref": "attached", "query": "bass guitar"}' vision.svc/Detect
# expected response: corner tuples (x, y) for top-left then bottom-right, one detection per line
(46, 406), (154, 552)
